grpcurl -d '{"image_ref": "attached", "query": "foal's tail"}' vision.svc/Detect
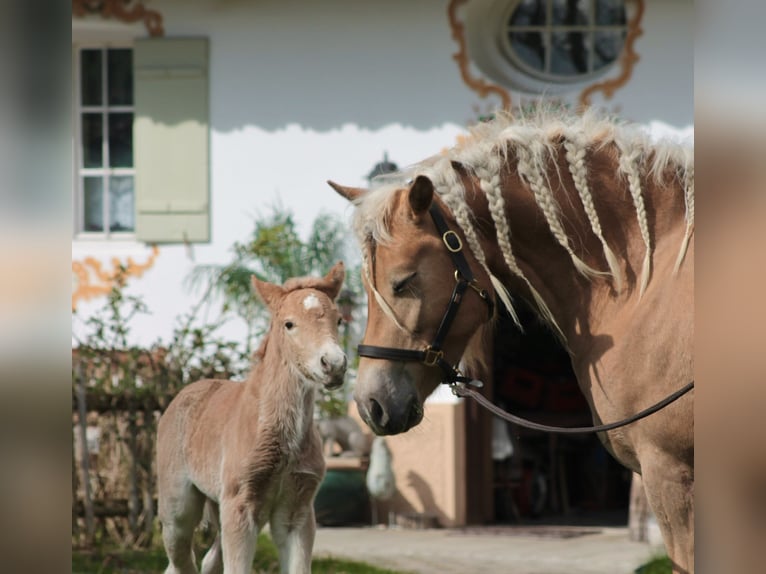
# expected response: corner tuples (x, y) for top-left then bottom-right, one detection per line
(199, 499), (222, 574)
(201, 498), (220, 533)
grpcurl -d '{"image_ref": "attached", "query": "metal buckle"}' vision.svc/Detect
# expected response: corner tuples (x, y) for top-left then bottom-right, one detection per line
(454, 270), (486, 297)
(442, 230), (463, 253)
(423, 347), (444, 367)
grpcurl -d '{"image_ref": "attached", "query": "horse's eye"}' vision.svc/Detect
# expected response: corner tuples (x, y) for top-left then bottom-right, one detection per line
(337, 317), (343, 326)
(392, 272), (416, 295)
(284, 321), (295, 330)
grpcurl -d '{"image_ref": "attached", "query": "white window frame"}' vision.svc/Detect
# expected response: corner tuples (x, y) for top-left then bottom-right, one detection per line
(73, 42), (136, 241)
(463, 0), (630, 95)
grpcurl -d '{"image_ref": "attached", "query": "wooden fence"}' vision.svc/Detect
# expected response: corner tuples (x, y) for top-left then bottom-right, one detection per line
(71, 346), (241, 549)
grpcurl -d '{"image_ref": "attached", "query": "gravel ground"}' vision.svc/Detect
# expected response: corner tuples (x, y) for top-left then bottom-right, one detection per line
(313, 525), (666, 574)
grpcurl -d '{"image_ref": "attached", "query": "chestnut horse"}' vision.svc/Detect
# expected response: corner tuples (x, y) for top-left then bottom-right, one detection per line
(330, 112), (694, 572)
(157, 263), (347, 574)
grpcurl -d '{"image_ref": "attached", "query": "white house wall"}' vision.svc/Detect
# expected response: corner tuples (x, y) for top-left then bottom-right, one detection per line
(72, 0), (693, 354)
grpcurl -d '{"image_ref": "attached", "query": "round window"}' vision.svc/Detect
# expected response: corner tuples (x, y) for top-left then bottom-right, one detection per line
(463, 0), (629, 93)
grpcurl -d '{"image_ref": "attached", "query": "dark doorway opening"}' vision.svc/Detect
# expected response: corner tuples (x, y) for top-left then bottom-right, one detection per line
(488, 300), (631, 526)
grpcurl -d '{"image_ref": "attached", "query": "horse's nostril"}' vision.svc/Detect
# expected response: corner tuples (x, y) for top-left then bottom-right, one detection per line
(320, 355), (329, 372)
(369, 398), (387, 427)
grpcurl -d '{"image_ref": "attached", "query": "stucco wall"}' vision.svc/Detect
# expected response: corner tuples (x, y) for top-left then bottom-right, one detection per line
(350, 401), (468, 527)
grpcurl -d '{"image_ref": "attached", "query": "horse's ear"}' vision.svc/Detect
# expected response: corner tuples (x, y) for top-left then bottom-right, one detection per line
(251, 275), (285, 310)
(320, 261), (345, 300)
(327, 180), (367, 202)
(407, 175), (434, 215)
(451, 160), (467, 176)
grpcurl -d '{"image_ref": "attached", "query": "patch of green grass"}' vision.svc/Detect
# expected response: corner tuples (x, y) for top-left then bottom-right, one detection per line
(635, 554), (672, 574)
(72, 533), (409, 574)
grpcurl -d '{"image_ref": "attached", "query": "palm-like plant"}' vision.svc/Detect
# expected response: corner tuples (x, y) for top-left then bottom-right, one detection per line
(187, 205), (361, 356)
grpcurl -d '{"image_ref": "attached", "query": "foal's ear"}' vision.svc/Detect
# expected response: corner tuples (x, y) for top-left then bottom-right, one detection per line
(251, 275), (285, 310)
(320, 261), (345, 300)
(407, 175), (434, 215)
(327, 180), (367, 202)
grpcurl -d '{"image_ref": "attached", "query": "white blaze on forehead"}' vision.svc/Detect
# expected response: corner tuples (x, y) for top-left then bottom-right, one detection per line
(302, 294), (322, 310)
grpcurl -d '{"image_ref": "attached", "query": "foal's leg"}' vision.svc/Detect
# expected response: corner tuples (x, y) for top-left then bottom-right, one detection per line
(200, 500), (223, 574)
(220, 495), (259, 574)
(641, 453), (694, 574)
(159, 482), (205, 574)
(270, 504), (316, 574)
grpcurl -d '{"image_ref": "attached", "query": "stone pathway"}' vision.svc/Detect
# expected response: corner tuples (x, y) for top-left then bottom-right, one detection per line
(313, 525), (665, 574)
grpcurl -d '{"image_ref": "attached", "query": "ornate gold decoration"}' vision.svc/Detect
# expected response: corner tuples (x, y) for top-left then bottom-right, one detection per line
(72, 246), (160, 311)
(447, 0), (645, 112)
(579, 0), (645, 109)
(72, 0), (165, 37)
(448, 0), (513, 111)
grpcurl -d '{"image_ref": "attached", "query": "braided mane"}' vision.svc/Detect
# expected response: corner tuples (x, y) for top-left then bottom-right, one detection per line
(353, 110), (694, 335)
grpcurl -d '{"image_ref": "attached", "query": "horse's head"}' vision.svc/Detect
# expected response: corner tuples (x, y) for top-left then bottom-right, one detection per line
(330, 177), (494, 435)
(252, 262), (348, 390)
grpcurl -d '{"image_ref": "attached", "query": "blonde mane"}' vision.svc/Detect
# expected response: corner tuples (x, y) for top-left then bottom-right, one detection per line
(353, 110), (694, 335)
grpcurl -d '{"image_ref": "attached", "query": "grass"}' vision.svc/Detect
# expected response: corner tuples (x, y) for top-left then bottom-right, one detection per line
(72, 533), (408, 574)
(634, 554), (672, 574)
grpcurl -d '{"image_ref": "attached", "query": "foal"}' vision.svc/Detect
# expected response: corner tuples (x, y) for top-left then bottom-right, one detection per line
(157, 263), (347, 574)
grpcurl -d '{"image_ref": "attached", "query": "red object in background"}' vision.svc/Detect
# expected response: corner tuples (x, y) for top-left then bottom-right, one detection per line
(499, 367), (588, 413)
(543, 376), (589, 412)
(500, 367), (546, 409)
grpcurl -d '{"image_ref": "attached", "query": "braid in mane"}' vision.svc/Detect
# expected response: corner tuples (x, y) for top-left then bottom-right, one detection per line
(675, 164), (694, 273)
(563, 132), (624, 291)
(474, 160), (563, 338)
(616, 139), (653, 296)
(514, 139), (601, 280)
(434, 167), (521, 328)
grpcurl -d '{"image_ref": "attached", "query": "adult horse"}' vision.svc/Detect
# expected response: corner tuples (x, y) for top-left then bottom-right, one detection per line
(157, 263), (347, 574)
(329, 111), (694, 572)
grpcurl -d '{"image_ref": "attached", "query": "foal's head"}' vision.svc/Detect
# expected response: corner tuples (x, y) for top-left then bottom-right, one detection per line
(330, 179), (493, 435)
(251, 262), (348, 390)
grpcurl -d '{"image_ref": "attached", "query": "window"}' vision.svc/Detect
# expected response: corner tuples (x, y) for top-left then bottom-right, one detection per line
(75, 46), (136, 237)
(503, 0), (626, 82)
(464, 0), (629, 94)
(72, 35), (210, 244)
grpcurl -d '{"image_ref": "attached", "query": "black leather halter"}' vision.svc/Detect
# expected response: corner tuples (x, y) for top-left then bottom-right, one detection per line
(357, 203), (494, 385)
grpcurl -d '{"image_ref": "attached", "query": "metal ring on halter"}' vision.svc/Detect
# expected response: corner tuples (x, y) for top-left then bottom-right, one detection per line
(442, 230), (463, 253)
(423, 347), (444, 367)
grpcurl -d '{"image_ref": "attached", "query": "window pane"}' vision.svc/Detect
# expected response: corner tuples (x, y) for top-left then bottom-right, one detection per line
(595, 0), (626, 26)
(551, 31), (590, 76)
(81, 113), (103, 167)
(509, 32), (546, 72)
(108, 49), (133, 106)
(552, 0), (590, 27)
(80, 49), (102, 106)
(593, 30), (625, 70)
(510, 0), (545, 27)
(108, 113), (133, 168)
(83, 177), (104, 232)
(109, 176), (134, 232)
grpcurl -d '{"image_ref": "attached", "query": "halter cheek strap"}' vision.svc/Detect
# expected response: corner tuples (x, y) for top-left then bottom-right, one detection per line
(357, 203), (494, 385)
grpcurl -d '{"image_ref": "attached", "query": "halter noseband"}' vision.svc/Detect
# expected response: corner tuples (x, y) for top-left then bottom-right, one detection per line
(357, 203), (494, 386)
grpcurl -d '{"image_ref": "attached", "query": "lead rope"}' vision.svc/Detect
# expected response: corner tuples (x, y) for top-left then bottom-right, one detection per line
(452, 380), (694, 434)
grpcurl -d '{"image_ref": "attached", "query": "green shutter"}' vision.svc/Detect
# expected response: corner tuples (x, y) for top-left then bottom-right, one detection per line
(134, 38), (209, 243)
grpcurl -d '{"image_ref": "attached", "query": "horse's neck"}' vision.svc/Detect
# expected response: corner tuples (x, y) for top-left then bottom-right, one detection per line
(244, 348), (316, 452)
(463, 145), (688, 341)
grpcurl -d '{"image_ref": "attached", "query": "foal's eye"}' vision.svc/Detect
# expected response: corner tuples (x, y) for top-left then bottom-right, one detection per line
(337, 317), (343, 326)
(284, 321), (295, 330)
